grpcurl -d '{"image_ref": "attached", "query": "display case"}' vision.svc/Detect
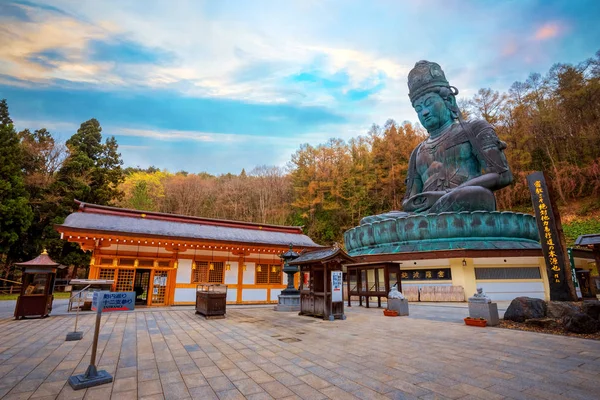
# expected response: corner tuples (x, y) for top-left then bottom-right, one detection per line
(195, 284), (227, 319)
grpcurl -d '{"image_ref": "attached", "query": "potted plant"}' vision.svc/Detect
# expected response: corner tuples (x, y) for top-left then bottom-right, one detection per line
(383, 309), (399, 317)
(464, 317), (487, 327)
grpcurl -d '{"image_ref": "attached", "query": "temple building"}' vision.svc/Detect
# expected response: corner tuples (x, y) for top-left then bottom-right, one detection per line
(55, 201), (321, 306)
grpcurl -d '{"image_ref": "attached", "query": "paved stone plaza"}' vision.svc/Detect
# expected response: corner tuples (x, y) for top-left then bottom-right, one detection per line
(0, 304), (598, 400)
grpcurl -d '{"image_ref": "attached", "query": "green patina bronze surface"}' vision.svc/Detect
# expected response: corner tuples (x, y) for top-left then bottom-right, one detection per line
(347, 61), (541, 254)
(344, 211), (540, 256)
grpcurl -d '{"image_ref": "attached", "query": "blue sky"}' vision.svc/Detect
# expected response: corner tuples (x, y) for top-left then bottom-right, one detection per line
(1, 0), (599, 174)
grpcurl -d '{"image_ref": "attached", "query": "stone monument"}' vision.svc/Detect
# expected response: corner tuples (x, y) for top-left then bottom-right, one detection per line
(387, 283), (409, 316)
(344, 61), (540, 255)
(274, 245), (301, 312)
(468, 288), (499, 326)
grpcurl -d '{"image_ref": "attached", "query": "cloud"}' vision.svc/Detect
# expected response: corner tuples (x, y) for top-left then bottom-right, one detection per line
(534, 22), (563, 41)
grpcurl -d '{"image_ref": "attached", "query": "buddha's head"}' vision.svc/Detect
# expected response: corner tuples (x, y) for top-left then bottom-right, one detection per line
(408, 61), (460, 135)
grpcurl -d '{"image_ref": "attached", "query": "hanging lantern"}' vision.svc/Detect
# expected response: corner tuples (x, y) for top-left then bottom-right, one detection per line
(173, 260), (178, 269)
(90, 256), (95, 266)
(112, 258), (118, 267)
(243, 264), (247, 271)
(209, 249), (215, 270)
(153, 260), (159, 268)
(209, 262), (214, 271)
(134, 259), (139, 268)
(192, 247), (197, 270)
(257, 265), (262, 272)
(271, 266), (277, 273)
(225, 252), (231, 271)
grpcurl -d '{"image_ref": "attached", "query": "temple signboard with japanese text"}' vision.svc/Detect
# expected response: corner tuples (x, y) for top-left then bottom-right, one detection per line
(400, 268), (451, 281)
(527, 172), (576, 301)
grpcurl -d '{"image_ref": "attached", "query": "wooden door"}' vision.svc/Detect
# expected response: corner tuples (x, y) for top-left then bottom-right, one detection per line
(151, 270), (169, 305)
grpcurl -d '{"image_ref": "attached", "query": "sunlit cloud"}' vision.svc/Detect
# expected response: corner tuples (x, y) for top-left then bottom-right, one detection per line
(533, 22), (564, 41)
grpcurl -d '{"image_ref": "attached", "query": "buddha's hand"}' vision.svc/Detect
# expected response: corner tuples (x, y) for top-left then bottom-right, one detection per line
(404, 191), (446, 212)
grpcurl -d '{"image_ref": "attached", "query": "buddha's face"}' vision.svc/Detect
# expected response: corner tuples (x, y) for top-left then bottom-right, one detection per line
(412, 92), (452, 135)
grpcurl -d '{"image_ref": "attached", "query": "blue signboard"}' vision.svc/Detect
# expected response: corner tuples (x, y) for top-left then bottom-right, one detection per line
(92, 291), (135, 312)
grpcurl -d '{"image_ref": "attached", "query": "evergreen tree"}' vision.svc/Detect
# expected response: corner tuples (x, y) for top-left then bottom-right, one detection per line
(0, 99), (33, 274)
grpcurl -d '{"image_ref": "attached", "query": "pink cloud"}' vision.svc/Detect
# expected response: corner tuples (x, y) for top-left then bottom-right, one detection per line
(533, 22), (563, 41)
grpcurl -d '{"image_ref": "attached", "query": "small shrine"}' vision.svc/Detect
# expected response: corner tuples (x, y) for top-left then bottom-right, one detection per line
(290, 246), (355, 321)
(14, 250), (60, 319)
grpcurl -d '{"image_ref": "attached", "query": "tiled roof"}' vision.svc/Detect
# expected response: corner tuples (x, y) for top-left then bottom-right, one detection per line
(289, 247), (354, 265)
(15, 251), (60, 268)
(574, 233), (600, 246)
(58, 212), (321, 248)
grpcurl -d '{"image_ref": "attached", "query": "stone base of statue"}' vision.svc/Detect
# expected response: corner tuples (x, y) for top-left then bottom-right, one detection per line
(344, 211), (541, 255)
(468, 300), (499, 326)
(387, 298), (409, 316)
(274, 293), (300, 312)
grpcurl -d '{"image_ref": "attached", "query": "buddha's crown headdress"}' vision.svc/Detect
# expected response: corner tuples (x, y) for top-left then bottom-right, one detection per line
(408, 60), (455, 103)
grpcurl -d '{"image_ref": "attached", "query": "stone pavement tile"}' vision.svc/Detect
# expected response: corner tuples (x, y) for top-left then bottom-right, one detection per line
(244, 393), (273, 400)
(193, 357), (216, 368)
(351, 386), (391, 400)
(259, 363), (284, 375)
(2, 391), (35, 400)
(417, 393), (452, 400)
(178, 363), (201, 376)
(280, 364), (310, 377)
(113, 376), (137, 393)
(384, 390), (420, 400)
(271, 371), (303, 386)
(216, 388), (246, 400)
(260, 380), (294, 398)
(486, 384), (532, 400)
(297, 373), (331, 390)
(138, 368), (160, 382)
(139, 395), (164, 400)
(157, 362), (179, 374)
(221, 367), (249, 382)
(388, 380), (431, 397)
(416, 382), (467, 400)
(8, 377), (44, 393)
(183, 372), (208, 388)
(207, 376), (236, 392)
(523, 387), (572, 400)
(287, 383), (328, 400)
(232, 378), (264, 396)
(451, 383), (504, 400)
(30, 381), (66, 398)
(246, 369), (276, 384)
(159, 370), (184, 384)
(162, 381), (190, 400)
(83, 386), (112, 400)
(138, 379), (162, 397)
(116, 366), (138, 379)
(319, 385), (360, 400)
(354, 376), (395, 394)
(200, 365), (225, 379)
(56, 386), (86, 400)
(110, 389), (136, 399)
(322, 375), (362, 392)
(188, 385), (219, 400)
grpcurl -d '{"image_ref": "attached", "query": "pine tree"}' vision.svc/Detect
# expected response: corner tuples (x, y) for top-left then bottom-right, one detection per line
(0, 99), (33, 271)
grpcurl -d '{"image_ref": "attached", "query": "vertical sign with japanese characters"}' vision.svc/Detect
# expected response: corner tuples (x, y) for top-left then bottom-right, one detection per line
(527, 172), (576, 301)
(331, 271), (343, 303)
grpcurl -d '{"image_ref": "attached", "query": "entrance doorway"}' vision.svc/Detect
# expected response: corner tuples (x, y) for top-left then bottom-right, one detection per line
(134, 269), (151, 306)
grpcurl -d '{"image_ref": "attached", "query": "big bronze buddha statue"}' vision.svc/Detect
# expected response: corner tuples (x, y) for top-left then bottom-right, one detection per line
(360, 60), (513, 225)
(345, 61), (540, 255)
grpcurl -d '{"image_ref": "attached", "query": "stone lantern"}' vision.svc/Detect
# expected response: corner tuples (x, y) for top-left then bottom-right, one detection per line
(274, 244), (300, 311)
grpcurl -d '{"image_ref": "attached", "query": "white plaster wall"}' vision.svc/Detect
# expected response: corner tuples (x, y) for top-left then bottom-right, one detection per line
(271, 289), (282, 300)
(242, 289), (267, 301)
(402, 259), (450, 268)
(475, 281), (545, 301)
(174, 288), (196, 302)
(224, 262), (238, 284)
(176, 259), (192, 283)
(243, 263), (255, 284)
(227, 288), (237, 302)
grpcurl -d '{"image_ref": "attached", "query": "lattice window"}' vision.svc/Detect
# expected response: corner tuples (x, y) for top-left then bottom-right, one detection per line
(152, 271), (169, 304)
(256, 264), (282, 284)
(192, 261), (224, 283)
(116, 269), (135, 292)
(99, 268), (115, 280)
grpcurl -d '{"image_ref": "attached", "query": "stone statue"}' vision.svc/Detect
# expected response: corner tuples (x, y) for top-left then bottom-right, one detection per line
(388, 283), (405, 299)
(469, 287), (491, 303)
(361, 61), (512, 225)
